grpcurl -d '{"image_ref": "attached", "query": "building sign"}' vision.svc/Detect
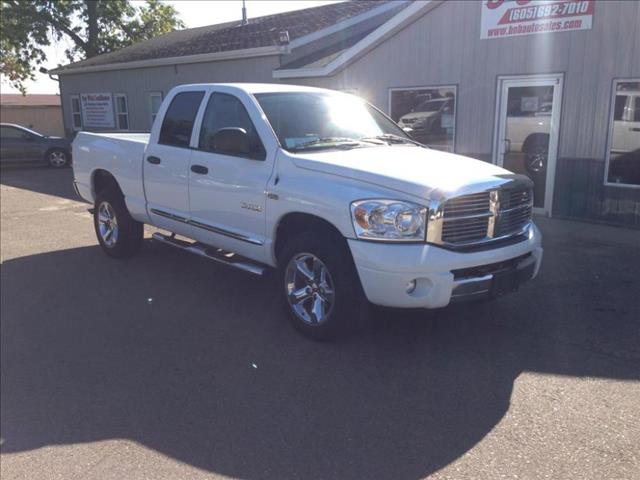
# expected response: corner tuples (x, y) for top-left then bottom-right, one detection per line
(481, 0), (594, 40)
(80, 93), (114, 128)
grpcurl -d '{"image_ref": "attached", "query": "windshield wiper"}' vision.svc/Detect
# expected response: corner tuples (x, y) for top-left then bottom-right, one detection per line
(289, 137), (364, 151)
(361, 134), (425, 147)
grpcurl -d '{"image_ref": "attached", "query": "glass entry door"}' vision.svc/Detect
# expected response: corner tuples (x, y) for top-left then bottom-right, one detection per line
(494, 75), (563, 213)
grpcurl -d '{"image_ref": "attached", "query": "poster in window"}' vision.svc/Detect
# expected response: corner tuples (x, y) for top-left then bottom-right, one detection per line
(80, 93), (115, 128)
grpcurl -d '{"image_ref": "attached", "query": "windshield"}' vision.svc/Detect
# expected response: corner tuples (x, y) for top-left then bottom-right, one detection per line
(255, 92), (411, 151)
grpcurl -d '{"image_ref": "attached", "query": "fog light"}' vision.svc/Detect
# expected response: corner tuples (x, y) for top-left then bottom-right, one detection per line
(405, 279), (417, 294)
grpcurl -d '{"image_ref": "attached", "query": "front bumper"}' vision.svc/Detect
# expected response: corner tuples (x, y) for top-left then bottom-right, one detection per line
(348, 223), (543, 308)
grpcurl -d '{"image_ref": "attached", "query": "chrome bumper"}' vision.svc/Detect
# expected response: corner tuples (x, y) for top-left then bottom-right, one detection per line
(450, 254), (537, 302)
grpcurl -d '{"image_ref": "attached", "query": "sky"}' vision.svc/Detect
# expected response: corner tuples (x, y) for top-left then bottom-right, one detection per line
(1, 0), (340, 95)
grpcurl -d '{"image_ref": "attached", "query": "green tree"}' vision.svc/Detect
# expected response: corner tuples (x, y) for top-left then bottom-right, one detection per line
(0, 0), (184, 93)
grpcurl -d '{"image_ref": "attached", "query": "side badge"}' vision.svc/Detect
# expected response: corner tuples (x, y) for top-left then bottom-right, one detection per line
(241, 202), (262, 212)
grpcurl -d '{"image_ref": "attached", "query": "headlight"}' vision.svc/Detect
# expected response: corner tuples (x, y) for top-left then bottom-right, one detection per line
(350, 199), (427, 241)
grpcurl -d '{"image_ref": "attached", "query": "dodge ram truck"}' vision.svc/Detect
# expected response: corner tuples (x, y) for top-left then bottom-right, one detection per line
(72, 83), (542, 339)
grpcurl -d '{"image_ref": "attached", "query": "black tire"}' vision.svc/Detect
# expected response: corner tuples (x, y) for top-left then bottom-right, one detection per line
(93, 185), (143, 258)
(278, 231), (367, 340)
(46, 148), (70, 168)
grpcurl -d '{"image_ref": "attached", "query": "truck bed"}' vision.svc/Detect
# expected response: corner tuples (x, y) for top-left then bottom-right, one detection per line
(72, 131), (150, 220)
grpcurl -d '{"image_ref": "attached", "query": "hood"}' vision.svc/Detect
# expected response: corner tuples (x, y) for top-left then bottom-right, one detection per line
(400, 111), (439, 122)
(290, 146), (514, 200)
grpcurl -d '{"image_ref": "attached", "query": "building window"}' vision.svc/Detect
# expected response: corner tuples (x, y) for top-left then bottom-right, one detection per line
(70, 95), (82, 130)
(115, 94), (129, 130)
(159, 91), (205, 148)
(149, 92), (163, 127)
(389, 86), (456, 152)
(605, 80), (640, 187)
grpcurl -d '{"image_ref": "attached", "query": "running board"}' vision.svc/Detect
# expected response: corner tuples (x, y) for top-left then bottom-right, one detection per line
(151, 232), (266, 276)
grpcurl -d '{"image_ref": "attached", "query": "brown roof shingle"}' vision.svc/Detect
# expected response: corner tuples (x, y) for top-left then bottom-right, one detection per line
(55, 1), (395, 72)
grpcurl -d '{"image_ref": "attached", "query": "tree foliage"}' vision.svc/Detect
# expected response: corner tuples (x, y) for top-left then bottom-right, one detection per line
(1, 0), (184, 93)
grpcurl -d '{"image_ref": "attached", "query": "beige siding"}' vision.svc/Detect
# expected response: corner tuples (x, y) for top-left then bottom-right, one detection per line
(290, 0), (640, 159)
(0, 106), (64, 137)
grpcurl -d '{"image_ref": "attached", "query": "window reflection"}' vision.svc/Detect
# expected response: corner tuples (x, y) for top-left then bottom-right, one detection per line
(606, 81), (640, 186)
(390, 87), (456, 152)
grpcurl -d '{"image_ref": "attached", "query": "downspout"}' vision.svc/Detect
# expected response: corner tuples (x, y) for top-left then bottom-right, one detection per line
(40, 67), (69, 139)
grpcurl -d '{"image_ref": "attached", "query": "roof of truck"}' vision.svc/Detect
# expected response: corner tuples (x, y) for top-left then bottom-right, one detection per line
(175, 83), (345, 95)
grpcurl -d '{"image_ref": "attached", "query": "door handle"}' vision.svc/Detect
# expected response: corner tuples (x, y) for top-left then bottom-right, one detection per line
(191, 165), (208, 175)
(630, 127), (640, 132)
(147, 156), (161, 165)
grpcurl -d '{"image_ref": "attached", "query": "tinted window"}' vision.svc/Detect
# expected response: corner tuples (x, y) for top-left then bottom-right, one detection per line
(1, 126), (25, 139)
(159, 91), (205, 147)
(199, 93), (265, 159)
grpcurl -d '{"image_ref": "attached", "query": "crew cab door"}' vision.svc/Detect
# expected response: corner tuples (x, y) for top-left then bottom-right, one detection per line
(143, 90), (205, 233)
(187, 89), (275, 260)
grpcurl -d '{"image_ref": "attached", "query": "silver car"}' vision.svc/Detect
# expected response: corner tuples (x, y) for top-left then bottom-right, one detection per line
(0, 123), (71, 168)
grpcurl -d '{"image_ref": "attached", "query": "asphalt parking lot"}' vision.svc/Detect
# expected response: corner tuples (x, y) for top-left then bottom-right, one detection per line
(1, 166), (639, 480)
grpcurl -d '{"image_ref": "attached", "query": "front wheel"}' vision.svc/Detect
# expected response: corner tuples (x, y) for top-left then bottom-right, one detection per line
(93, 186), (143, 258)
(278, 231), (367, 340)
(46, 148), (69, 168)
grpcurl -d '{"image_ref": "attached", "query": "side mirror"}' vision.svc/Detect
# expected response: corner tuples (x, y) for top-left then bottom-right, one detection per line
(211, 127), (250, 156)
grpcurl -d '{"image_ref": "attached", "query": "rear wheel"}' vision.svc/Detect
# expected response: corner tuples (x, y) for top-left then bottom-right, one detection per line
(46, 148), (69, 168)
(278, 231), (367, 340)
(93, 186), (143, 258)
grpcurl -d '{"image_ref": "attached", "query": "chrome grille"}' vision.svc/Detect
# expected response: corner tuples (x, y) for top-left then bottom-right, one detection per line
(495, 188), (533, 237)
(441, 192), (491, 244)
(443, 192), (490, 218)
(435, 183), (533, 248)
(442, 216), (489, 243)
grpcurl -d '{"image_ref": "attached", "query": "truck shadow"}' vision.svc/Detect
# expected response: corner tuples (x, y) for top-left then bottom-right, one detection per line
(2, 235), (638, 479)
(0, 166), (79, 202)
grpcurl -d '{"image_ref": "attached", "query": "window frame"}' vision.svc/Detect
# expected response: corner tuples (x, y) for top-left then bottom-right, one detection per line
(603, 78), (640, 189)
(70, 95), (82, 131)
(149, 91), (163, 127)
(114, 93), (129, 131)
(195, 91), (266, 161)
(388, 84), (458, 153)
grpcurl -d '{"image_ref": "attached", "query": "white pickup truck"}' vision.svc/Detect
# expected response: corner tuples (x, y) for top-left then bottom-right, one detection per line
(73, 83), (542, 339)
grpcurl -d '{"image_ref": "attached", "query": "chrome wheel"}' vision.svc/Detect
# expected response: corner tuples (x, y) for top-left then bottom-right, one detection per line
(48, 150), (67, 168)
(285, 253), (335, 325)
(97, 201), (119, 247)
(526, 145), (547, 173)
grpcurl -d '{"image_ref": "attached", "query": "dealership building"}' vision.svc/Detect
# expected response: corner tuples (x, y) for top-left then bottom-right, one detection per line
(51, 0), (639, 227)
